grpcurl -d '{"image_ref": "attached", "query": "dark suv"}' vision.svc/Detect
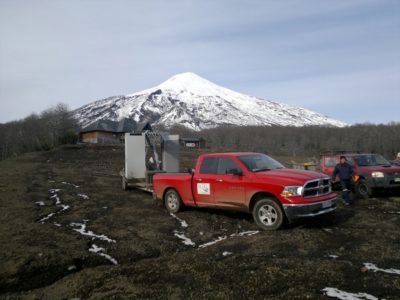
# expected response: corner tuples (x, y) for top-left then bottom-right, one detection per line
(320, 152), (400, 198)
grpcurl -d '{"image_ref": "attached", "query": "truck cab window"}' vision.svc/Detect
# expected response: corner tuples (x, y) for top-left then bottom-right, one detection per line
(217, 158), (242, 175)
(325, 157), (337, 167)
(199, 157), (219, 174)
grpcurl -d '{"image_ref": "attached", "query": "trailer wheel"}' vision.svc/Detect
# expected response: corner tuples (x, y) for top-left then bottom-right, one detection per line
(253, 198), (284, 230)
(122, 176), (127, 191)
(164, 189), (182, 213)
(355, 179), (371, 199)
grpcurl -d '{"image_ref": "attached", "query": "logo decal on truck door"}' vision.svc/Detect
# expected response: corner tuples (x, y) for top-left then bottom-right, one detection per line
(197, 183), (211, 195)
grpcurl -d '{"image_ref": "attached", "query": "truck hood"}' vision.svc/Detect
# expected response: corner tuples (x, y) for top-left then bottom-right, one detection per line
(253, 169), (327, 186)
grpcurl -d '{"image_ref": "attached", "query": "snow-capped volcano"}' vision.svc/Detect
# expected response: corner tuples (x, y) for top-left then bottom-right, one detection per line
(74, 72), (346, 130)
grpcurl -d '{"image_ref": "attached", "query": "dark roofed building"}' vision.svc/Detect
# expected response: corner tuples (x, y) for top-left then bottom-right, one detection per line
(79, 119), (152, 144)
(180, 137), (206, 149)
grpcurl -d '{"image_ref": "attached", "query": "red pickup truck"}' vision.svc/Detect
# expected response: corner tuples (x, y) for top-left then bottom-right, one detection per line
(153, 153), (337, 230)
(320, 152), (400, 198)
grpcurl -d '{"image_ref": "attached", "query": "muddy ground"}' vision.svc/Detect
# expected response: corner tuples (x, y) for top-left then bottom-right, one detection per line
(0, 145), (399, 299)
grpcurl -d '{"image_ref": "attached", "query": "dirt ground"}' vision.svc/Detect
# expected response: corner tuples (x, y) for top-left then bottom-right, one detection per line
(0, 145), (399, 299)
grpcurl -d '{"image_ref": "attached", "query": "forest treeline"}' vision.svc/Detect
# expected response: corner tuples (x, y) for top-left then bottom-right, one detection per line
(0, 103), (77, 160)
(1, 105), (399, 161)
(169, 123), (400, 160)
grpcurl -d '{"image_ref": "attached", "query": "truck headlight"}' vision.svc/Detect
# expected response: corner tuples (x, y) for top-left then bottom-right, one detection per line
(281, 186), (304, 197)
(371, 172), (384, 178)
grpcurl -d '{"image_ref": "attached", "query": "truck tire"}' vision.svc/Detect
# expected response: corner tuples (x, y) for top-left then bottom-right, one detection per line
(164, 189), (182, 213)
(253, 198), (284, 230)
(355, 179), (371, 199)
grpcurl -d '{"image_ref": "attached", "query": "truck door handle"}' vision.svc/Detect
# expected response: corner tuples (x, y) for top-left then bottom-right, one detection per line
(216, 179), (223, 182)
(196, 178), (202, 182)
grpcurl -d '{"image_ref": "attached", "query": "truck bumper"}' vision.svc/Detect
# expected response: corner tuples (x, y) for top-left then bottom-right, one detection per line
(367, 176), (400, 189)
(282, 197), (337, 222)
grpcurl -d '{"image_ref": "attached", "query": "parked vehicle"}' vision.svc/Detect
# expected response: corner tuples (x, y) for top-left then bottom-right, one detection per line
(320, 152), (400, 198)
(153, 152), (336, 230)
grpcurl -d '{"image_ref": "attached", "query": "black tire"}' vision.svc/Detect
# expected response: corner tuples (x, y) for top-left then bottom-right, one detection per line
(164, 189), (182, 213)
(253, 198), (284, 230)
(355, 179), (371, 199)
(122, 176), (127, 191)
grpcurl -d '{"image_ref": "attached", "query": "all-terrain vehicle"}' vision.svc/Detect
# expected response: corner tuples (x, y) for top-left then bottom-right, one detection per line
(320, 151), (400, 198)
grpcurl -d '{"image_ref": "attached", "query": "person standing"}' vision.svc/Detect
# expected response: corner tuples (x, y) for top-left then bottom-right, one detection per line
(332, 156), (354, 205)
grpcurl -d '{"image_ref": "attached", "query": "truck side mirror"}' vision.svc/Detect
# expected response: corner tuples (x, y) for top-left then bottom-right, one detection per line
(188, 168), (195, 175)
(227, 168), (243, 176)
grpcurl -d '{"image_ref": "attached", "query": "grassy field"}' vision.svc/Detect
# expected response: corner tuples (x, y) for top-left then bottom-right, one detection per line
(0, 145), (399, 299)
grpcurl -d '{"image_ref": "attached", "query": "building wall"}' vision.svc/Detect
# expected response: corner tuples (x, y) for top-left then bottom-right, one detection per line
(80, 131), (120, 144)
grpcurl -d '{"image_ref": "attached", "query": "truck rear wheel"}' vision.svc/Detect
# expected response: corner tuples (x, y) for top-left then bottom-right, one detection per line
(253, 198), (284, 230)
(355, 179), (371, 199)
(164, 189), (182, 213)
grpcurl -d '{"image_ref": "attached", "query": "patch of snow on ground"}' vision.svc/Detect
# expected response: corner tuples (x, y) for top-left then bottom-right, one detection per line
(231, 231), (259, 237)
(89, 244), (104, 253)
(89, 244), (118, 265)
(322, 287), (378, 300)
(39, 213), (56, 223)
(38, 188), (70, 223)
(70, 222), (116, 243)
(222, 251), (233, 256)
(59, 204), (70, 211)
(198, 231), (260, 249)
(35, 201), (45, 206)
(385, 211), (400, 214)
(68, 265), (77, 271)
(170, 213), (195, 246)
(77, 193), (89, 200)
(54, 223), (61, 227)
(323, 228), (334, 233)
(50, 194), (61, 205)
(363, 262), (400, 275)
(173, 230), (196, 246)
(199, 236), (228, 248)
(170, 213), (188, 227)
(61, 181), (79, 188)
(328, 255), (339, 259)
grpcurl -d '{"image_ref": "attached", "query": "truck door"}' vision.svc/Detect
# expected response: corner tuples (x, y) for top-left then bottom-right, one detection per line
(213, 158), (245, 208)
(192, 157), (218, 206)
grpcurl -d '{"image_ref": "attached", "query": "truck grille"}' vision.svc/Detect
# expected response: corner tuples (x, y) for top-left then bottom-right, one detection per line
(303, 178), (331, 198)
(387, 172), (400, 185)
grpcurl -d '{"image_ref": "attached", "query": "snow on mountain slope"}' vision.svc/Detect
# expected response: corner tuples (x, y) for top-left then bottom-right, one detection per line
(73, 72), (347, 130)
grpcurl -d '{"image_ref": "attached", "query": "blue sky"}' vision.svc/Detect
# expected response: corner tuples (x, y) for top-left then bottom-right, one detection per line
(0, 0), (399, 124)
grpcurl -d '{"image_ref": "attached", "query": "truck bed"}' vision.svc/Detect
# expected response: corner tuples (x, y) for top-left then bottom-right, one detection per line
(152, 172), (195, 206)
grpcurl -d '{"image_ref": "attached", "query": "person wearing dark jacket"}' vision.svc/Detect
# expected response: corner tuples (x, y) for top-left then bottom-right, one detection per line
(332, 156), (354, 205)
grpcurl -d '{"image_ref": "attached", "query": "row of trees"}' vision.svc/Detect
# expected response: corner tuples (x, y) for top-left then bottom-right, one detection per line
(0, 103), (78, 160)
(1, 106), (399, 161)
(170, 123), (400, 160)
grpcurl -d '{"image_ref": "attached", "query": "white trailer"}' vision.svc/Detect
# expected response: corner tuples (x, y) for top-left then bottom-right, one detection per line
(121, 131), (180, 192)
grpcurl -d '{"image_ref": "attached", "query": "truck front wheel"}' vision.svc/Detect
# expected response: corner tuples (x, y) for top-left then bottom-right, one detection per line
(253, 198), (284, 230)
(164, 189), (182, 213)
(355, 179), (371, 199)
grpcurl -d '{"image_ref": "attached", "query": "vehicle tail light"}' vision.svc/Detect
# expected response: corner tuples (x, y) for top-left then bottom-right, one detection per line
(354, 175), (360, 182)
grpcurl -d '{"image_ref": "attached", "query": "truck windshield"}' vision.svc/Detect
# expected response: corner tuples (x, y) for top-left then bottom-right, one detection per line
(355, 154), (391, 166)
(238, 154), (285, 172)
